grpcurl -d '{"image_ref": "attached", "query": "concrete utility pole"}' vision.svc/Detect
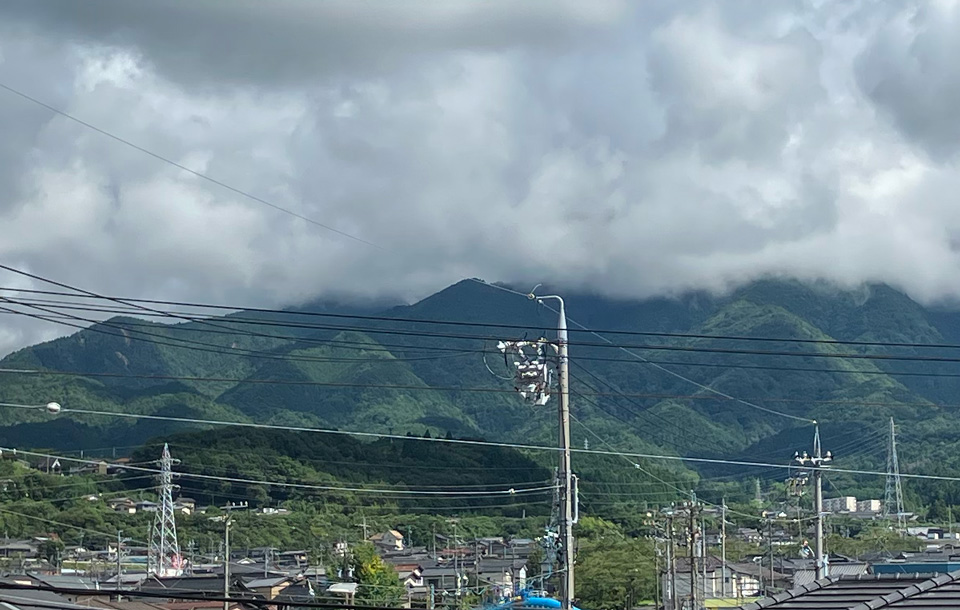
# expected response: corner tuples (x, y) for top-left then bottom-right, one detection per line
(115, 530), (123, 592)
(688, 496), (698, 610)
(795, 423), (832, 580)
(534, 292), (574, 610)
(720, 500), (727, 599)
(223, 517), (231, 610)
(767, 518), (773, 594)
(497, 289), (575, 610)
(701, 513), (707, 602)
(666, 512), (677, 610)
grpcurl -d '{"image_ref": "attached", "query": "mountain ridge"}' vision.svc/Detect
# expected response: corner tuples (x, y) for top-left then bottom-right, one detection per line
(2, 277), (960, 506)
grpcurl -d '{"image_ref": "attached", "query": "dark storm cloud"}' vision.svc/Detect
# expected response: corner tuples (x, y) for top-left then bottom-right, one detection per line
(1, 0), (960, 356)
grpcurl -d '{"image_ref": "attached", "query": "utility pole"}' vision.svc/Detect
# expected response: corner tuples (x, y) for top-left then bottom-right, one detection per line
(452, 520), (460, 602)
(541, 293), (574, 610)
(795, 423), (832, 581)
(115, 530), (123, 592)
(720, 500), (727, 599)
(223, 516), (231, 610)
(767, 518), (773, 594)
(497, 289), (575, 610)
(357, 515), (369, 541)
(688, 496), (698, 610)
(701, 513), (707, 602)
(666, 512), (677, 610)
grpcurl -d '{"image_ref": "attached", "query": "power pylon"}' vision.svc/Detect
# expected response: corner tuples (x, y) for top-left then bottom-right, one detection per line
(148, 443), (183, 576)
(883, 417), (906, 534)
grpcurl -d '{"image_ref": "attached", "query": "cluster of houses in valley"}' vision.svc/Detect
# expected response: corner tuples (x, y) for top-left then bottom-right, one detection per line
(367, 529), (533, 602)
(0, 528), (534, 610)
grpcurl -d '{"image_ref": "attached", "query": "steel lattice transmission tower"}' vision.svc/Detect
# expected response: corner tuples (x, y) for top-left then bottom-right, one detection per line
(883, 417), (906, 534)
(149, 443), (183, 576)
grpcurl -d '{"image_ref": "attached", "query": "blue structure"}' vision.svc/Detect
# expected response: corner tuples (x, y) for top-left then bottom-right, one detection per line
(872, 560), (960, 575)
(487, 590), (584, 610)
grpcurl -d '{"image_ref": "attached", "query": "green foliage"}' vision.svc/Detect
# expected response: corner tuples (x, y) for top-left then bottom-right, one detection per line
(7, 279), (960, 513)
(575, 520), (657, 610)
(351, 542), (405, 605)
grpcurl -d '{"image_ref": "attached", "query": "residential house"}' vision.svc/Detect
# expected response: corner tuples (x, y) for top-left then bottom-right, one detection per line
(173, 498), (195, 515)
(242, 575), (295, 599)
(476, 558), (527, 595)
(871, 548), (960, 575)
(275, 550), (308, 569)
(392, 562), (424, 589)
(737, 528), (763, 544)
(0, 539), (38, 558)
(68, 461), (109, 476)
(272, 580), (317, 606)
(740, 572), (960, 609)
(786, 555), (868, 587)
(0, 581), (85, 610)
(421, 564), (463, 593)
(17, 574), (103, 603)
(661, 555), (786, 607)
(175, 497), (196, 510)
(138, 574), (260, 603)
(135, 501), (159, 513)
(107, 498), (137, 514)
(369, 530), (405, 552)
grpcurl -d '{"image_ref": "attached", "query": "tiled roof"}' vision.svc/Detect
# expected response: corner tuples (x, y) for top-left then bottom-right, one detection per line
(739, 571), (960, 609)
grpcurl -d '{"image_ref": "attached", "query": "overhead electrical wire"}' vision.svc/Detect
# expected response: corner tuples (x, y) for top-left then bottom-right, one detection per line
(8, 272), (960, 365)
(0, 84), (381, 249)
(5, 368), (960, 410)
(0, 443), (555, 497)
(5, 366), (960, 413)
(473, 279), (815, 423)
(10, 301), (960, 379)
(6, 284), (960, 352)
(0, 406), (954, 484)
(0, 298), (478, 368)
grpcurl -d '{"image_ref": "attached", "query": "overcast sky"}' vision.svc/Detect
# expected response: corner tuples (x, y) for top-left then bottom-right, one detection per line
(1, 0), (960, 355)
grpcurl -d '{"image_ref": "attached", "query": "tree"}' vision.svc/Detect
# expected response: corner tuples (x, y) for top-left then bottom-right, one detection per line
(576, 537), (656, 610)
(351, 543), (405, 606)
(39, 539), (65, 567)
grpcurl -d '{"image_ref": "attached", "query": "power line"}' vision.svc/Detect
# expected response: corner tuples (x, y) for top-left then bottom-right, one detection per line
(6, 285), (960, 351)
(10, 272), (960, 364)
(12, 289), (960, 370)
(0, 84), (380, 249)
(12, 301), (960, 379)
(0, 409), (955, 484)
(4, 369), (960, 411)
(473, 280), (813, 423)
(0, 444), (555, 498)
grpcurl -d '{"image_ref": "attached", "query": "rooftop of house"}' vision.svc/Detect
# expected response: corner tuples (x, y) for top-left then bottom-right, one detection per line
(241, 576), (291, 590)
(0, 586), (92, 610)
(25, 574), (100, 590)
(86, 600), (169, 610)
(742, 571), (960, 609)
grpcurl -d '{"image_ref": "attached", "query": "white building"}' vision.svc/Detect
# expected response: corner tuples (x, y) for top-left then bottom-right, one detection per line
(823, 496), (858, 513)
(856, 499), (882, 513)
